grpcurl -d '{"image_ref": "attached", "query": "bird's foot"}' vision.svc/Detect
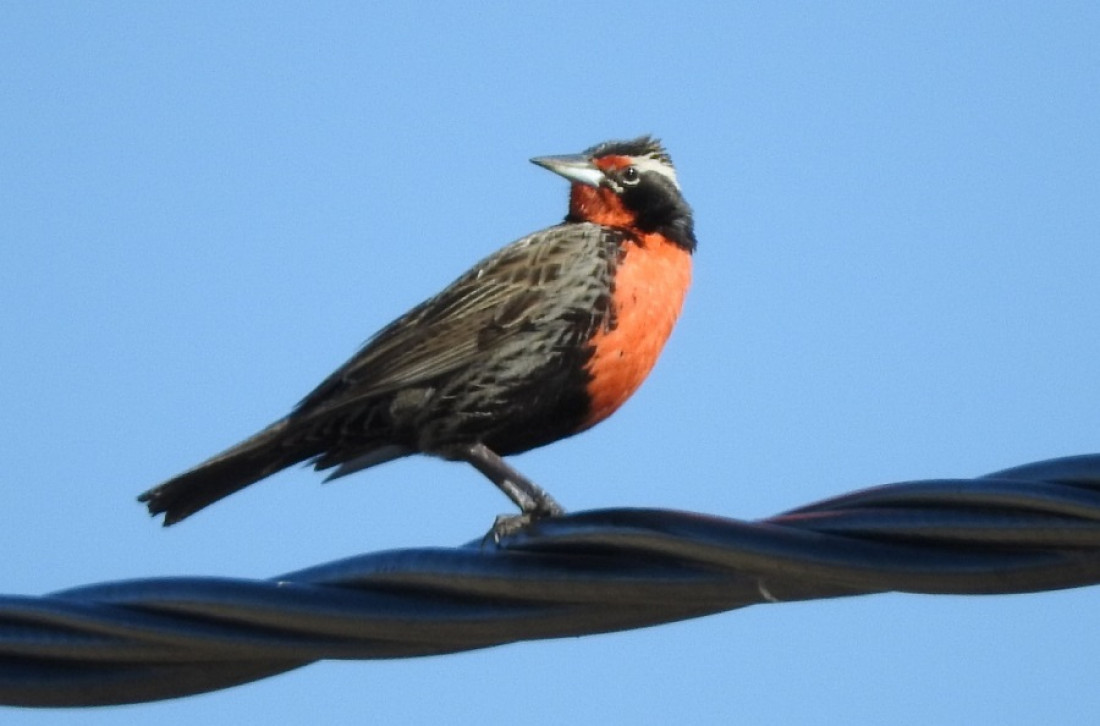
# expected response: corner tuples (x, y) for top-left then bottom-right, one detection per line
(487, 512), (537, 543)
(483, 492), (565, 545)
(483, 509), (555, 545)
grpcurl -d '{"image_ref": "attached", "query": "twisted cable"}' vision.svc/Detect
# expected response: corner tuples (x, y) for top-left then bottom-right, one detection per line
(3, 454), (1100, 707)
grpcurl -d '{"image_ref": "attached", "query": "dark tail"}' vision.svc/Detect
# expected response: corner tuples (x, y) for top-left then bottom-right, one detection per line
(138, 418), (315, 525)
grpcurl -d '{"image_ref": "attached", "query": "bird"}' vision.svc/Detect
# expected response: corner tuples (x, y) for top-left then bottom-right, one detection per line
(138, 136), (696, 526)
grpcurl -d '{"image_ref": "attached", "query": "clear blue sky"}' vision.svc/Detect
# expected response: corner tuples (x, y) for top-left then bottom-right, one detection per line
(3, 3), (1099, 723)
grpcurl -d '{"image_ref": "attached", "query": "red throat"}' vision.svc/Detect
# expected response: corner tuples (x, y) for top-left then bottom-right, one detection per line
(567, 156), (640, 226)
(569, 184), (635, 227)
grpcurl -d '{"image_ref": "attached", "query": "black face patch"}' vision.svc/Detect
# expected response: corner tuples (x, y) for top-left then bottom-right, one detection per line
(620, 169), (697, 252)
(580, 136), (695, 252)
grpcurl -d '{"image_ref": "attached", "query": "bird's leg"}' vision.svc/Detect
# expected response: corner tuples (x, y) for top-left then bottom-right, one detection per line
(455, 442), (565, 517)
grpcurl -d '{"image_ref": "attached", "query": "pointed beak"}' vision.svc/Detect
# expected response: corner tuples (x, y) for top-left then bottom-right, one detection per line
(530, 153), (606, 188)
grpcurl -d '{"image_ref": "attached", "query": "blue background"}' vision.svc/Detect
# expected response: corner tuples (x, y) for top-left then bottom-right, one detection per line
(3, 3), (1099, 723)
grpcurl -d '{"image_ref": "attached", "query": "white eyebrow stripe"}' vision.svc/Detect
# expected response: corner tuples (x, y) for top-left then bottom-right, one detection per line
(631, 155), (680, 190)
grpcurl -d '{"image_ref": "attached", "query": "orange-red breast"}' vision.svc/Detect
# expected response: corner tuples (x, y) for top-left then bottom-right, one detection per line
(139, 136), (696, 525)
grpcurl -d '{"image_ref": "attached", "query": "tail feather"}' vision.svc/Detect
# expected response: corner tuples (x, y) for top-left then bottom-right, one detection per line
(321, 444), (414, 481)
(138, 418), (313, 525)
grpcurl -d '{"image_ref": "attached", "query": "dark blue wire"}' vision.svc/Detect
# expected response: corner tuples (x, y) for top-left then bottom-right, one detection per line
(3, 454), (1099, 707)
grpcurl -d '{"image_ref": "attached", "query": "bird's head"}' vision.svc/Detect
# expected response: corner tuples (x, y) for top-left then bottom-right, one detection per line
(531, 136), (696, 252)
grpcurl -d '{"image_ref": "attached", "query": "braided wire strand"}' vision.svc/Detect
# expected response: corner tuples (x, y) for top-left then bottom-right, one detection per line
(3, 454), (1099, 707)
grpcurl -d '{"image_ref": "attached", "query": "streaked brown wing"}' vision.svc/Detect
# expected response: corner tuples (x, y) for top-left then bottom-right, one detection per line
(292, 223), (613, 418)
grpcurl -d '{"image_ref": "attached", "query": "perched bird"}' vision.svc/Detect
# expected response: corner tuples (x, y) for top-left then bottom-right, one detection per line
(139, 136), (696, 525)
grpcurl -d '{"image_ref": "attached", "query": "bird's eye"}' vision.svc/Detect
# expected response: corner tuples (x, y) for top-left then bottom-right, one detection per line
(620, 166), (641, 186)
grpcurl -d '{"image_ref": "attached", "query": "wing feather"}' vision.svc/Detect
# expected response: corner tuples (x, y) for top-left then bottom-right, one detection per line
(292, 223), (615, 419)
